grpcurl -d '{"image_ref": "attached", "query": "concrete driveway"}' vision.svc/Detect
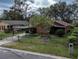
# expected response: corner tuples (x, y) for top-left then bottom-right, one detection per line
(0, 33), (26, 45)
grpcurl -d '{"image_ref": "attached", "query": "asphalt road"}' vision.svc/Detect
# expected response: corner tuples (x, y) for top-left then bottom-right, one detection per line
(0, 48), (54, 59)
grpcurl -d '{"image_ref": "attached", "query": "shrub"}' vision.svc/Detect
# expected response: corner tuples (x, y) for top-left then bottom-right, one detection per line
(67, 27), (78, 45)
(71, 27), (78, 36)
(68, 35), (78, 46)
(55, 29), (65, 37)
(68, 36), (77, 43)
(71, 32), (78, 37)
(4, 29), (10, 33)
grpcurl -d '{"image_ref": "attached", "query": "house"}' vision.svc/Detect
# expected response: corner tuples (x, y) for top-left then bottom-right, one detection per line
(50, 20), (71, 34)
(0, 20), (28, 32)
(0, 21), (9, 32)
(29, 20), (71, 34)
(0, 20), (71, 35)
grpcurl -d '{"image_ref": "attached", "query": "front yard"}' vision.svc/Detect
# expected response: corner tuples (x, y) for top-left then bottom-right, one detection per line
(3, 35), (78, 59)
(0, 32), (12, 40)
(0, 31), (24, 40)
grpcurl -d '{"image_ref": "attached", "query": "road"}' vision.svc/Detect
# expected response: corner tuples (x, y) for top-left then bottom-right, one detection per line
(0, 47), (70, 59)
(0, 47), (54, 59)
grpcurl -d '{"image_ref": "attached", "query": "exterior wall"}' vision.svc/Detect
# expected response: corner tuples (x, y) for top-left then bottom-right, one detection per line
(50, 26), (65, 34)
(0, 22), (9, 32)
(36, 26), (49, 35)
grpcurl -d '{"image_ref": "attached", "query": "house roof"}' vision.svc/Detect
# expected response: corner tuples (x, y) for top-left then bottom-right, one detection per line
(1, 20), (27, 26)
(55, 20), (70, 27)
(53, 25), (65, 28)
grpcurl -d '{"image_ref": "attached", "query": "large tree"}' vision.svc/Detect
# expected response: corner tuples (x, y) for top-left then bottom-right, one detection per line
(30, 16), (53, 35)
(38, 1), (78, 23)
(2, 0), (34, 20)
(30, 16), (54, 42)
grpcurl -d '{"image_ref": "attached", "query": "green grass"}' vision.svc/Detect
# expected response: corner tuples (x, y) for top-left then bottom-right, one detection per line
(0, 31), (24, 40)
(3, 35), (78, 59)
(0, 32), (13, 40)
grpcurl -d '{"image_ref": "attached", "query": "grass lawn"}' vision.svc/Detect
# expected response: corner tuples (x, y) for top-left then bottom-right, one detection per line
(0, 31), (24, 40)
(3, 35), (78, 59)
(0, 32), (13, 40)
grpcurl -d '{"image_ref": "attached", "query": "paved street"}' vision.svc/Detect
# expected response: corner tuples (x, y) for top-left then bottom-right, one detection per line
(0, 47), (69, 59)
(0, 47), (54, 59)
(0, 50), (54, 59)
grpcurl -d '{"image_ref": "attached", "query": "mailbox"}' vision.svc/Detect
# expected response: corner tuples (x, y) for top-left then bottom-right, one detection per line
(69, 43), (74, 58)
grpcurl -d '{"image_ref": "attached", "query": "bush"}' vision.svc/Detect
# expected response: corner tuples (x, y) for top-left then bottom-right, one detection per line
(71, 32), (78, 37)
(4, 29), (10, 33)
(68, 36), (77, 43)
(67, 27), (78, 45)
(55, 29), (65, 37)
(71, 27), (78, 36)
(68, 35), (78, 46)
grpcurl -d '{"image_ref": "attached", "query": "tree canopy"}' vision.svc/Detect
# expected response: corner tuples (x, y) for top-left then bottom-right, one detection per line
(38, 2), (78, 23)
(30, 16), (53, 31)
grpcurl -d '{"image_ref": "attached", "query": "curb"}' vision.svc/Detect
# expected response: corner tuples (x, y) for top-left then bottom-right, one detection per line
(0, 47), (70, 59)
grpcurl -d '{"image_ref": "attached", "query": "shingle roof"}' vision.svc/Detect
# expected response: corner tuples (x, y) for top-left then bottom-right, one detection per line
(55, 20), (70, 26)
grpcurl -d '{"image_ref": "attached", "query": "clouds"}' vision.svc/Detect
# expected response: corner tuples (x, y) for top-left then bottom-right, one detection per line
(25, 0), (57, 13)
(32, 0), (57, 7)
(0, 0), (75, 15)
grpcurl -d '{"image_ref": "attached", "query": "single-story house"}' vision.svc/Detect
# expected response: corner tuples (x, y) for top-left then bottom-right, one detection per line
(29, 20), (72, 34)
(0, 21), (9, 32)
(0, 20), (28, 32)
(50, 20), (71, 34)
(0, 20), (71, 34)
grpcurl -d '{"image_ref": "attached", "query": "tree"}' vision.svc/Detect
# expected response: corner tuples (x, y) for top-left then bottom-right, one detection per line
(38, 2), (78, 23)
(30, 16), (54, 42)
(38, 8), (49, 16)
(1, 0), (34, 20)
(48, 2), (73, 22)
(69, 0), (78, 25)
(2, 10), (9, 20)
(30, 16), (53, 35)
(13, 0), (34, 19)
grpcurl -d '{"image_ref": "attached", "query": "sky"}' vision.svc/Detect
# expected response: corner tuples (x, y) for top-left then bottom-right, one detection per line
(0, 0), (75, 15)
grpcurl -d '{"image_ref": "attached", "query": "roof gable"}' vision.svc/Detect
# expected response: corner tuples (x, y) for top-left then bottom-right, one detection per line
(55, 20), (70, 26)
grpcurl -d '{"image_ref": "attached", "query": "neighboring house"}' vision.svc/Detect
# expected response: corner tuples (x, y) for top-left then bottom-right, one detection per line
(0, 20), (28, 32)
(50, 20), (71, 34)
(0, 21), (9, 32)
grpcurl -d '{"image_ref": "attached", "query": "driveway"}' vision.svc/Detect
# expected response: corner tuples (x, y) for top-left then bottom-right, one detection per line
(0, 33), (26, 45)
